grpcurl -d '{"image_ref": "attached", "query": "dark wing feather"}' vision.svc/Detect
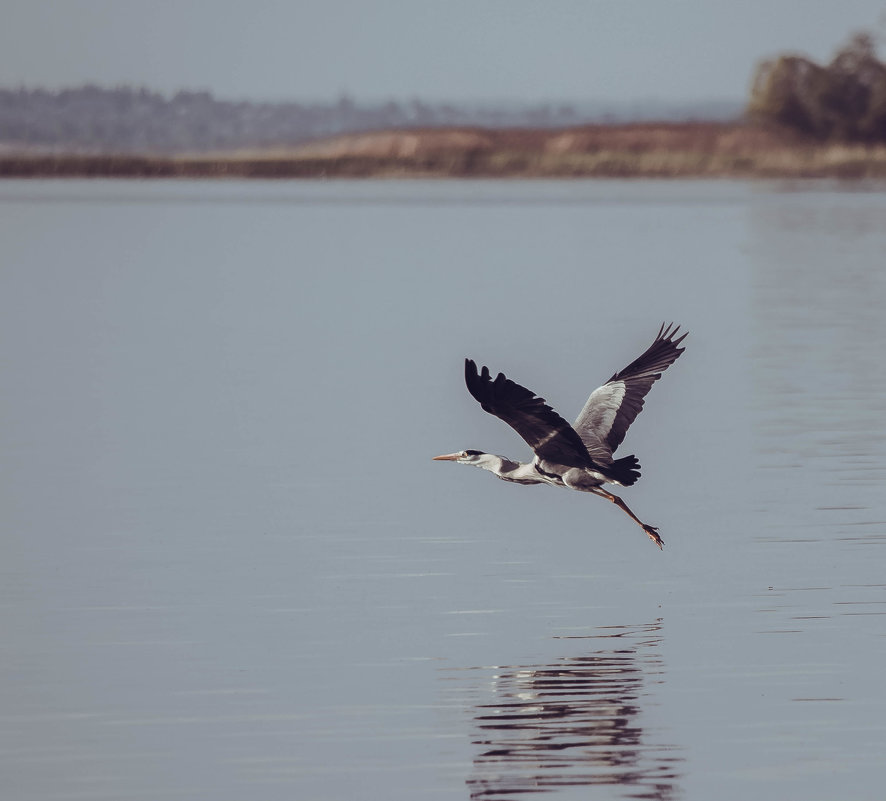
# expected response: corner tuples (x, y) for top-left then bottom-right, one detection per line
(465, 359), (594, 468)
(574, 323), (687, 454)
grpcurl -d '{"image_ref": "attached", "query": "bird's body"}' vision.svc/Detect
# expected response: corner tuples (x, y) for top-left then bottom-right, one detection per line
(433, 323), (687, 548)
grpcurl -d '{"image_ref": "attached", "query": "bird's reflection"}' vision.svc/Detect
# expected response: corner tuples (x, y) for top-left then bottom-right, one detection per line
(457, 621), (682, 800)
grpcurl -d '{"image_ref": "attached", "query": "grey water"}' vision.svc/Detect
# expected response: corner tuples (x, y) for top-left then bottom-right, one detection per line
(1, 178), (884, 800)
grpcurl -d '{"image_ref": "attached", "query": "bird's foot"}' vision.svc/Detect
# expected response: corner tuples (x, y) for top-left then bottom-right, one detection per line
(643, 525), (664, 550)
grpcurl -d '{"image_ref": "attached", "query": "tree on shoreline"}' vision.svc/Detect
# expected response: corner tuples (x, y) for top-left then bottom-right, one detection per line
(748, 32), (886, 141)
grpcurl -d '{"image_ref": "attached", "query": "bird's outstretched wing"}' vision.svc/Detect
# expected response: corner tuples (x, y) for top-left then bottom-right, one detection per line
(573, 323), (687, 455)
(464, 359), (594, 468)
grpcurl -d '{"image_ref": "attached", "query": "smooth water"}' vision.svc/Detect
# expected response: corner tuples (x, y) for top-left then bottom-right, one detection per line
(1, 179), (884, 800)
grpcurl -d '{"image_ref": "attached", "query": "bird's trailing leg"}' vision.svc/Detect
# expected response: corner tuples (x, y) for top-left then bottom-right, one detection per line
(590, 487), (664, 549)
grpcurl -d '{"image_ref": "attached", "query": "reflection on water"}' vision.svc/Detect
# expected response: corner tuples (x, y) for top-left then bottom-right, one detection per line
(449, 622), (682, 800)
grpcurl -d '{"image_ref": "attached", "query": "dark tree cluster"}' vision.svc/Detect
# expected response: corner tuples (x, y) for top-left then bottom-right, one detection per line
(748, 33), (886, 141)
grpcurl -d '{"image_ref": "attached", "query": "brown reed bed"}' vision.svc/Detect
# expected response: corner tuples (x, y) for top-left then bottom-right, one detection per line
(3, 123), (886, 179)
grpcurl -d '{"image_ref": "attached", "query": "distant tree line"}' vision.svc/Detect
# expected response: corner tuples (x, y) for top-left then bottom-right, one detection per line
(749, 32), (886, 141)
(0, 86), (586, 153)
(0, 85), (741, 154)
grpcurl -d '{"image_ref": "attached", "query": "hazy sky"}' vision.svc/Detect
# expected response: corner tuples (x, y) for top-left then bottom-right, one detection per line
(2, 1), (885, 103)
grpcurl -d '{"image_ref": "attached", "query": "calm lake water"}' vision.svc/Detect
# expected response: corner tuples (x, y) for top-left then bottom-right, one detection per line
(1, 179), (885, 800)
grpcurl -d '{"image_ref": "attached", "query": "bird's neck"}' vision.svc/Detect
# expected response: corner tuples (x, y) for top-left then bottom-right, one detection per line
(474, 453), (542, 484)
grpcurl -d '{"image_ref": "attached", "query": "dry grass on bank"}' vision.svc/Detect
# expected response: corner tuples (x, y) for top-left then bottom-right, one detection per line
(3, 123), (886, 179)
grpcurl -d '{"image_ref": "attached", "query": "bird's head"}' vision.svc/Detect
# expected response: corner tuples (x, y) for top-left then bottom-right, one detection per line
(432, 449), (489, 466)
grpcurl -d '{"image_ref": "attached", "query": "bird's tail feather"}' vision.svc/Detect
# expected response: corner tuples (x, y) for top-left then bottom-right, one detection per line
(608, 454), (641, 486)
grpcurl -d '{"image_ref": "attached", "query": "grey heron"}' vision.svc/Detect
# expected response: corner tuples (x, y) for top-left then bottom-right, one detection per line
(433, 323), (687, 549)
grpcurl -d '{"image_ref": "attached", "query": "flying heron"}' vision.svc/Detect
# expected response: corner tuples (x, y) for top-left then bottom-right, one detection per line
(433, 323), (687, 548)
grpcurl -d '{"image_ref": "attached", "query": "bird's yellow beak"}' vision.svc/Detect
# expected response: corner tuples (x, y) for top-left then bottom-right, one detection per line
(432, 452), (460, 461)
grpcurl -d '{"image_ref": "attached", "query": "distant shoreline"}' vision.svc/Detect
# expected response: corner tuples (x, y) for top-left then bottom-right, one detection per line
(4, 122), (886, 179)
